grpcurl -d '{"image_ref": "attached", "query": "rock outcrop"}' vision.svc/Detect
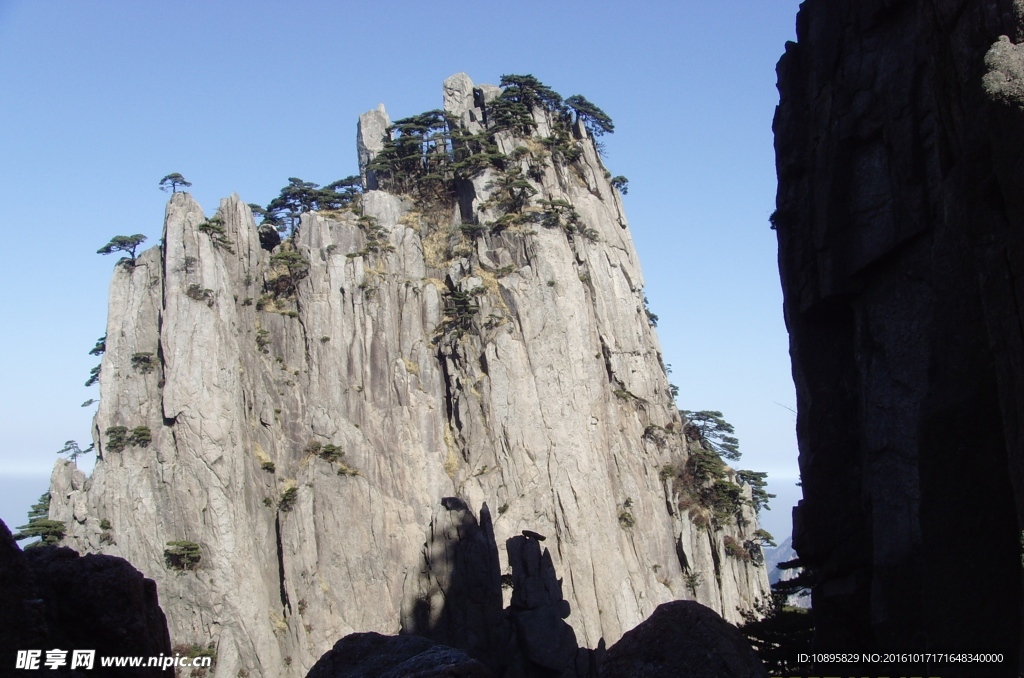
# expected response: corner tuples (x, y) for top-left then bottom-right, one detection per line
(49, 73), (770, 676)
(599, 601), (768, 678)
(0, 519), (172, 676)
(305, 633), (492, 678)
(775, 1), (1024, 674)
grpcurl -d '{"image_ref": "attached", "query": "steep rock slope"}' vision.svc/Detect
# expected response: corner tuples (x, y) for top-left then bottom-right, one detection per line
(50, 74), (769, 676)
(775, 1), (1024, 672)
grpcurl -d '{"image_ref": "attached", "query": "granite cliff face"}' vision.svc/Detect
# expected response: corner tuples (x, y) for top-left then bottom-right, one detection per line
(49, 73), (769, 676)
(775, 1), (1024, 672)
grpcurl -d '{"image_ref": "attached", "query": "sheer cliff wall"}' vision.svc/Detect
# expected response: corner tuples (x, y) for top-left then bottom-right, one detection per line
(50, 74), (770, 677)
(775, 1), (1024, 671)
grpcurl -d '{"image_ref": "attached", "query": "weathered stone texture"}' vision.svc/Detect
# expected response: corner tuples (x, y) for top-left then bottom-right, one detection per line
(775, 0), (1024, 673)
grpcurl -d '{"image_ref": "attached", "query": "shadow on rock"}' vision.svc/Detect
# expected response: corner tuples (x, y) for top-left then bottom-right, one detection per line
(505, 534), (599, 677)
(401, 498), (515, 674)
(400, 497), (597, 677)
(309, 500), (765, 678)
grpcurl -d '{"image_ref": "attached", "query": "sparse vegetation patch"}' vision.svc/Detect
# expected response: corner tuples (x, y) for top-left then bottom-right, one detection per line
(165, 540), (202, 570)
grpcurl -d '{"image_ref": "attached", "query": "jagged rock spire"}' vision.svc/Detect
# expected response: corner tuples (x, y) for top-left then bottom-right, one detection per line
(357, 103), (389, 190)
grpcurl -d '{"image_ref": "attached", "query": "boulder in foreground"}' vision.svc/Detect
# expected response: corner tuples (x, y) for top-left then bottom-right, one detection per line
(600, 601), (767, 678)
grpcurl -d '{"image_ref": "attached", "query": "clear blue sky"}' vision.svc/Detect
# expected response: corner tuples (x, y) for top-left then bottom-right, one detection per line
(0, 1), (803, 540)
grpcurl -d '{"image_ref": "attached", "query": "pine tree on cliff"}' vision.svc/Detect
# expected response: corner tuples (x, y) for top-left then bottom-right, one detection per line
(13, 492), (65, 547)
(681, 410), (741, 460)
(159, 173), (191, 193)
(566, 94), (615, 136)
(97, 234), (147, 265)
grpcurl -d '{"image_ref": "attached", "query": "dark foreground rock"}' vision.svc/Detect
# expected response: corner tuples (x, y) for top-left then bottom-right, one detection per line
(599, 601), (767, 678)
(775, 0), (1024, 674)
(0, 519), (171, 676)
(305, 632), (493, 678)
(24, 545), (172, 672)
(0, 519), (50, 669)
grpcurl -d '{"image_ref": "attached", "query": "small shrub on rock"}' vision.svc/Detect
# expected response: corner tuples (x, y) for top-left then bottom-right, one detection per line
(105, 426), (130, 453)
(319, 444), (343, 462)
(723, 535), (750, 561)
(255, 329), (270, 353)
(131, 352), (157, 374)
(618, 510), (636, 529)
(186, 284), (214, 305)
(130, 426), (152, 448)
(105, 425), (153, 452)
(165, 541), (202, 570)
(279, 487), (298, 512)
(198, 216), (235, 253)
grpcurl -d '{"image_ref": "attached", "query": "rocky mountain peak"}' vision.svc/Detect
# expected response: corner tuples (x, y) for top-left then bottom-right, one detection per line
(48, 73), (770, 676)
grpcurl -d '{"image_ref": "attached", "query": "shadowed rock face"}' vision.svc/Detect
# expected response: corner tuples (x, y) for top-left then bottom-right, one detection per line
(775, 0), (1024, 672)
(403, 501), (513, 675)
(23, 547), (172, 674)
(0, 519), (172, 677)
(326, 503), (764, 677)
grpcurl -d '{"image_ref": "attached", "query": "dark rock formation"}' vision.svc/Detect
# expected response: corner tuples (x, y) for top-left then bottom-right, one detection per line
(0, 519), (51, 671)
(305, 632), (493, 678)
(505, 535), (588, 676)
(24, 546), (173, 674)
(599, 601), (767, 678)
(0, 519), (171, 676)
(775, 0), (1024, 674)
(257, 223), (281, 251)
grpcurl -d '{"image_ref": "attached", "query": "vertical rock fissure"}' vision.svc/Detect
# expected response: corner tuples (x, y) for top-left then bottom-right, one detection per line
(274, 513), (290, 613)
(674, 537), (690, 573)
(598, 336), (615, 386)
(154, 246), (169, 395)
(437, 346), (455, 424)
(159, 230), (174, 427)
(709, 531), (722, 593)
(440, 347), (466, 434)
